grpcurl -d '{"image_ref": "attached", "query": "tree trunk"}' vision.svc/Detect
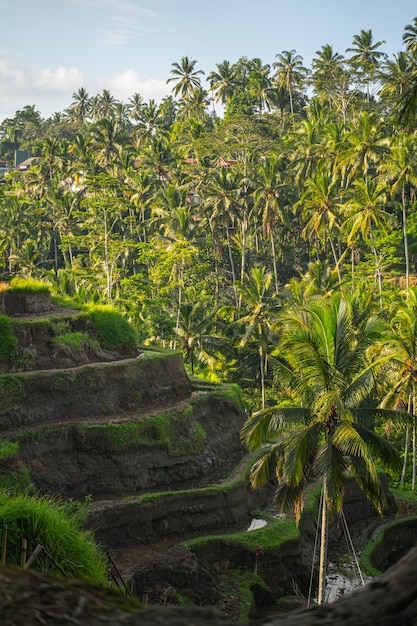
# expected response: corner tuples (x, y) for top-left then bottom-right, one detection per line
(318, 481), (328, 605)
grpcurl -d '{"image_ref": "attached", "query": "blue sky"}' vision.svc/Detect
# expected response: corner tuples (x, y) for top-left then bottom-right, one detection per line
(0, 0), (416, 121)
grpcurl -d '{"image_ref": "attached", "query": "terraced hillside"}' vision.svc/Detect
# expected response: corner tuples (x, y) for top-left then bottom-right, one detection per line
(0, 289), (277, 586)
(1, 287), (403, 622)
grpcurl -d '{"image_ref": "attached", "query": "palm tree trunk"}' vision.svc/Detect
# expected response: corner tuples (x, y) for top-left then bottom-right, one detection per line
(401, 424), (409, 487)
(318, 481), (328, 605)
(260, 346), (265, 409)
(402, 185), (410, 290)
(369, 223), (383, 309)
(225, 225), (239, 307)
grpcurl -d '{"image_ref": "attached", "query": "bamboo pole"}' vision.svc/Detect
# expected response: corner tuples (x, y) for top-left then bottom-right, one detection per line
(24, 544), (44, 569)
(20, 538), (27, 568)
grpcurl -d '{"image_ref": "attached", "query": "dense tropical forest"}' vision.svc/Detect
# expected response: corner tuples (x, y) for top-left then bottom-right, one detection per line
(2, 19), (417, 495)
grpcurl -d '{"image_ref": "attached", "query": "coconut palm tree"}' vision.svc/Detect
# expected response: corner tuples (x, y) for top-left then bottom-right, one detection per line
(298, 169), (342, 282)
(235, 266), (280, 408)
(311, 44), (346, 98)
(380, 288), (417, 490)
(241, 294), (402, 604)
(403, 17), (417, 55)
(273, 50), (308, 118)
(167, 56), (205, 100)
(128, 92), (144, 122)
(207, 60), (238, 105)
(379, 132), (417, 289)
(251, 153), (288, 293)
(341, 176), (394, 308)
(346, 29), (387, 99)
(69, 87), (90, 124)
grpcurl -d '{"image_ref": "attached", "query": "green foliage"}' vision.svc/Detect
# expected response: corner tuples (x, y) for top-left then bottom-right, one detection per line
(0, 315), (17, 361)
(51, 331), (99, 351)
(0, 439), (19, 459)
(7, 277), (51, 294)
(81, 407), (206, 457)
(185, 516), (298, 552)
(83, 305), (137, 349)
(0, 490), (107, 581)
(0, 375), (25, 414)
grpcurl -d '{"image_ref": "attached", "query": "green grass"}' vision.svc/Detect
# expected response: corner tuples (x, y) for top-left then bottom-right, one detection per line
(6, 277), (51, 294)
(80, 407), (206, 457)
(51, 331), (99, 351)
(0, 490), (107, 582)
(0, 315), (18, 361)
(82, 305), (137, 349)
(0, 375), (26, 414)
(184, 516), (298, 553)
(0, 439), (19, 459)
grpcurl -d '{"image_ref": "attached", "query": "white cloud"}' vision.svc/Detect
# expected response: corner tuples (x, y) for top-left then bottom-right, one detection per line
(35, 66), (84, 93)
(106, 70), (167, 102)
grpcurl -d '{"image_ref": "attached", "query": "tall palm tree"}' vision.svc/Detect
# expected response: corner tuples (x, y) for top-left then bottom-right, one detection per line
(379, 132), (417, 288)
(128, 92), (144, 122)
(379, 51), (416, 103)
(403, 17), (417, 55)
(273, 50), (308, 118)
(242, 294), (401, 604)
(207, 60), (238, 105)
(247, 59), (272, 113)
(200, 167), (241, 306)
(97, 89), (118, 119)
(311, 44), (345, 98)
(252, 153), (288, 293)
(341, 177), (394, 308)
(381, 288), (417, 490)
(235, 266), (280, 408)
(167, 56), (205, 99)
(298, 169), (342, 281)
(346, 29), (387, 99)
(69, 87), (90, 124)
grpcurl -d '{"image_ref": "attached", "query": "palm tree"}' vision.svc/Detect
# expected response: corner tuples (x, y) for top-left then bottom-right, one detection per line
(200, 167), (241, 307)
(381, 288), (417, 490)
(403, 17), (417, 55)
(338, 111), (389, 185)
(235, 266), (280, 408)
(252, 153), (288, 293)
(298, 169), (342, 282)
(311, 44), (345, 98)
(134, 100), (164, 145)
(128, 92), (144, 122)
(242, 294), (401, 604)
(341, 177), (394, 308)
(273, 50), (308, 118)
(346, 29), (387, 99)
(69, 87), (90, 124)
(167, 56), (205, 99)
(177, 301), (218, 375)
(247, 59), (273, 113)
(379, 132), (417, 289)
(207, 60), (238, 105)
(177, 87), (210, 121)
(379, 51), (416, 103)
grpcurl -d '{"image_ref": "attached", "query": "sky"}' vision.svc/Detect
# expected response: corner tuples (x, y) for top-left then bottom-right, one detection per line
(0, 0), (416, 122)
